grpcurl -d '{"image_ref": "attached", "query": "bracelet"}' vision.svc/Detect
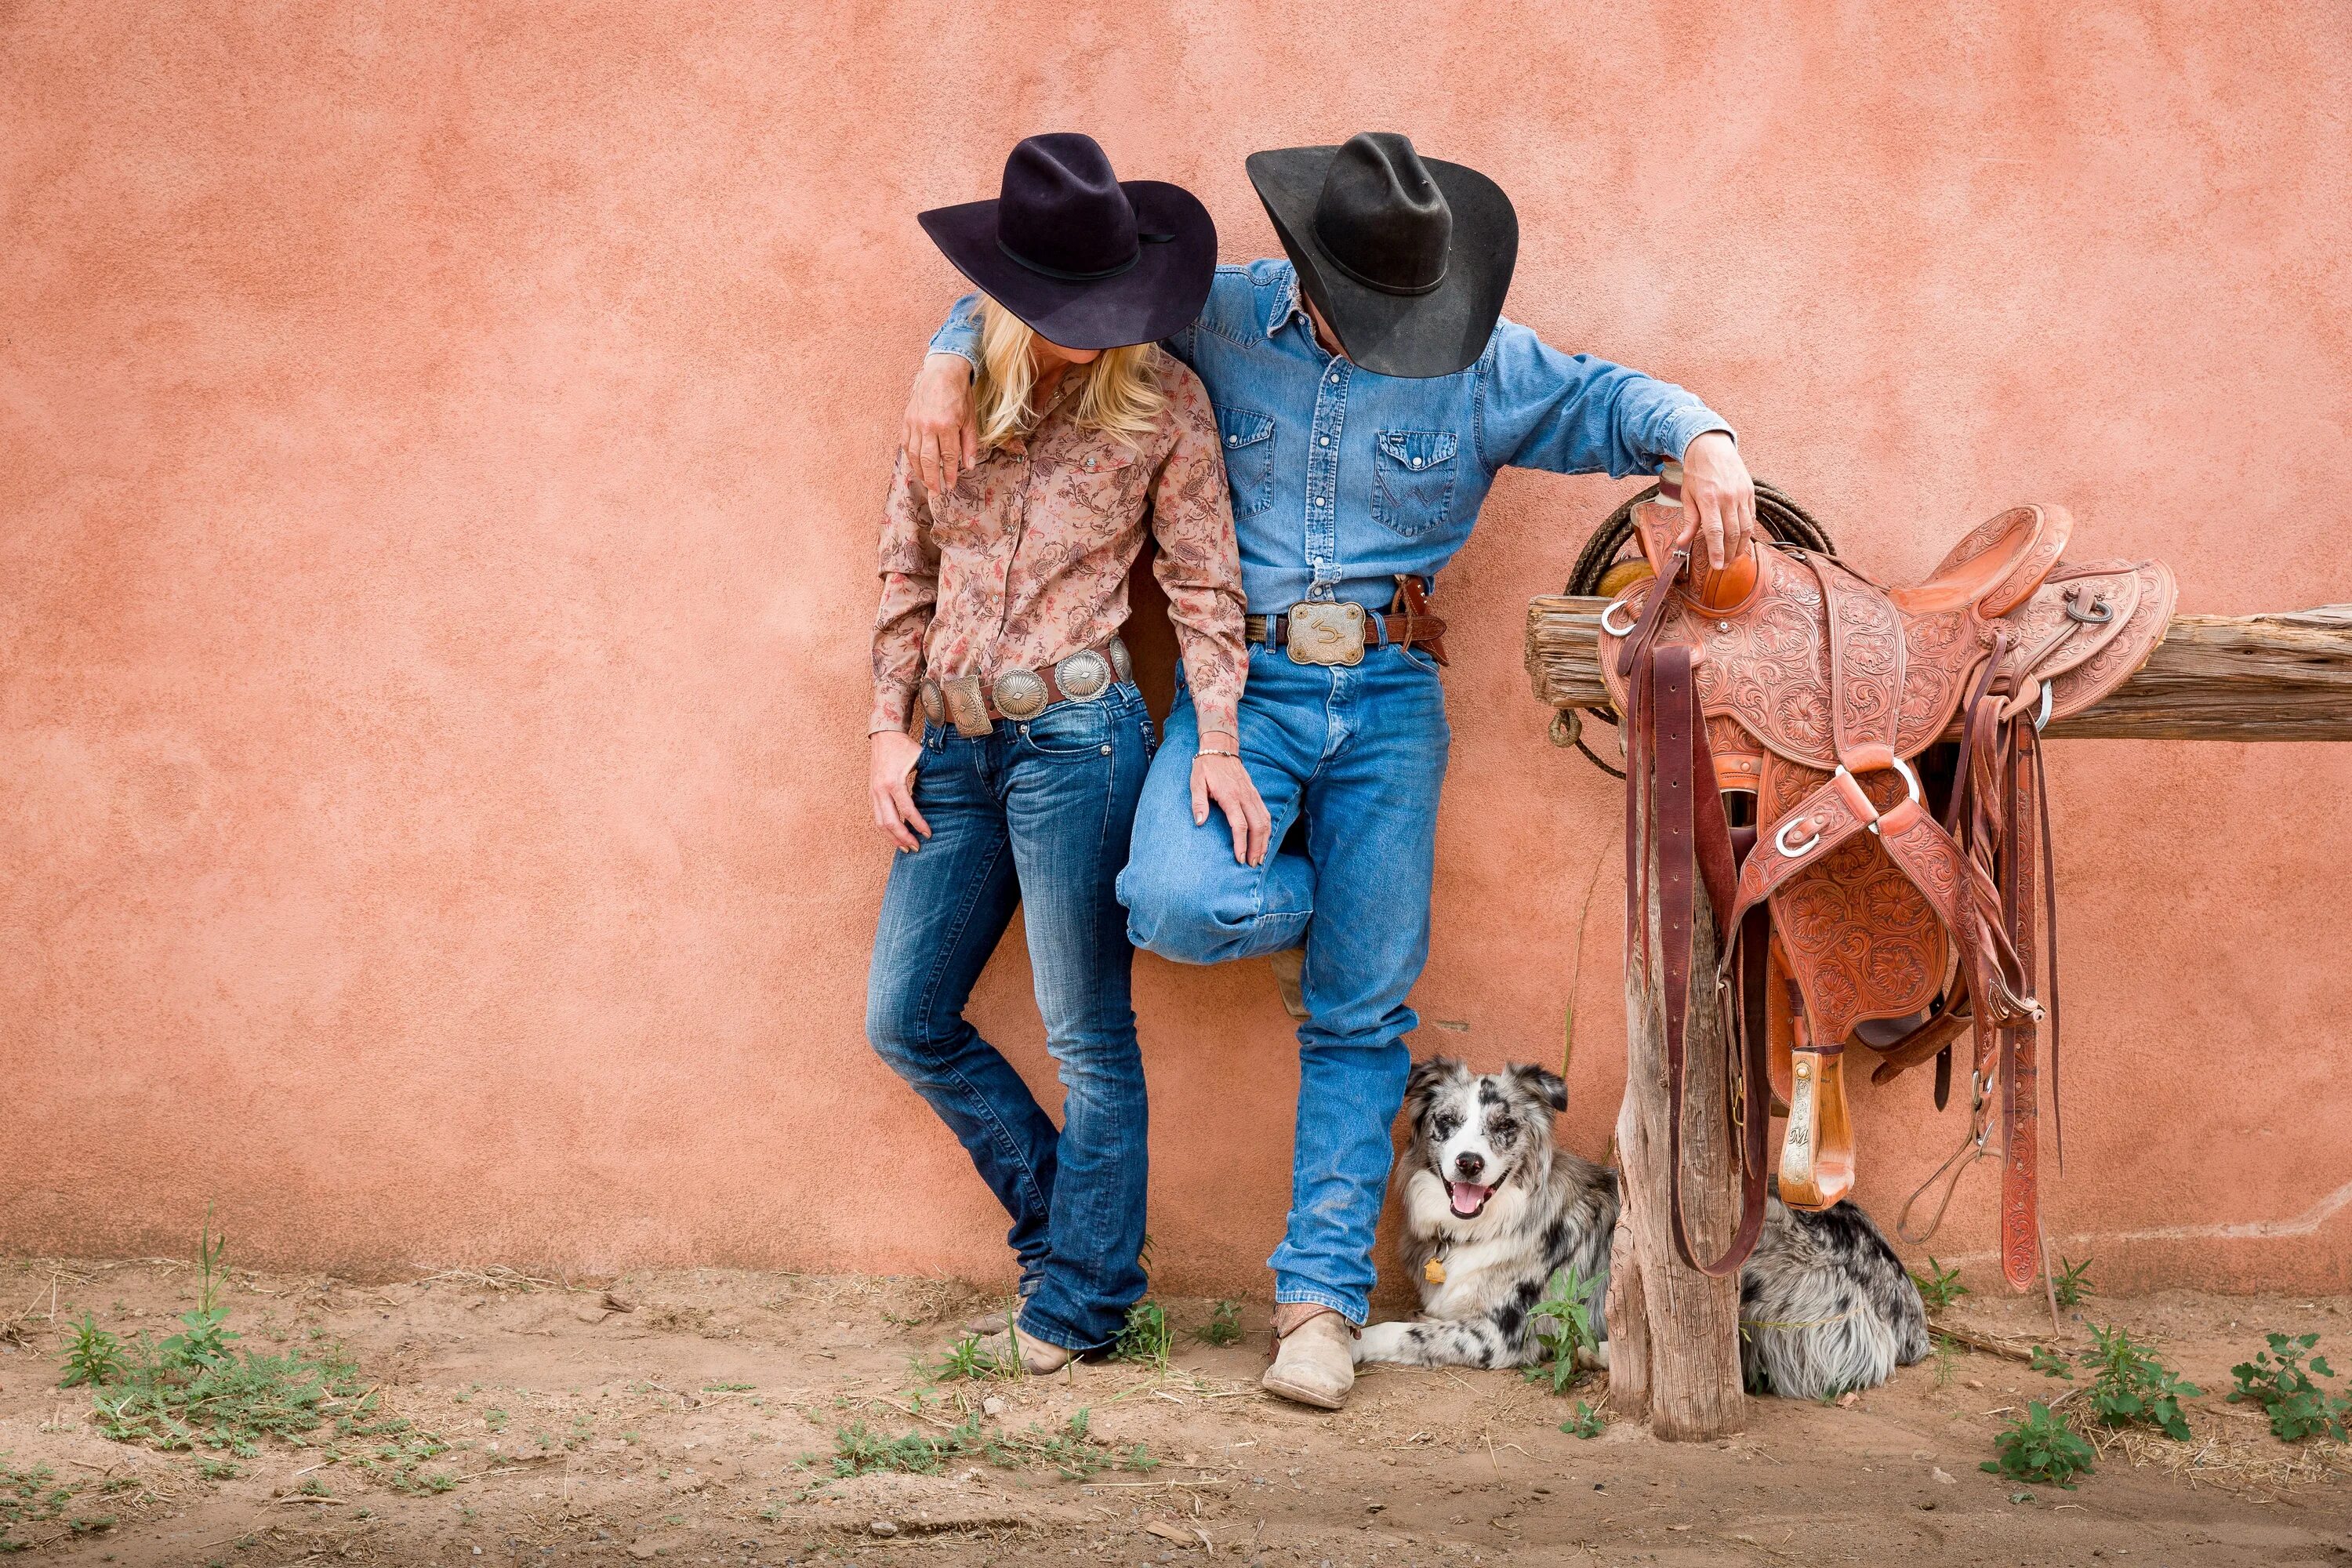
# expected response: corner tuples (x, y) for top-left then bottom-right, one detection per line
(1198, 747), (1240, 760)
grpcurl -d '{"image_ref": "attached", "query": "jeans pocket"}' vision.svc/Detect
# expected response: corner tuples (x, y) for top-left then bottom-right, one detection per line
(1017, 701), (1116, 761)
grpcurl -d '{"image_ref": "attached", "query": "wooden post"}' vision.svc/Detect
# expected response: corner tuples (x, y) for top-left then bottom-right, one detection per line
(1606, 799), (1746, 1438)
(1526, 601), (2352, 741)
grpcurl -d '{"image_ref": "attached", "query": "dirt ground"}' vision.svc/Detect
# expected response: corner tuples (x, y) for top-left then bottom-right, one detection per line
(1, 1257), (2347, 1567)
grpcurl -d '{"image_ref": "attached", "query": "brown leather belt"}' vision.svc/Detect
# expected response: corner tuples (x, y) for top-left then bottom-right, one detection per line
(1246, 611), (1446, 654)
(919, 635), (1133, 737)
(1246, 577), (1450, 667)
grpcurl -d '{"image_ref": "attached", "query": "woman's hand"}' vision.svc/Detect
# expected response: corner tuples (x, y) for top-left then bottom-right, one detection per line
(1191, 742), (1271, 866)
(903, 353), (979, 497)
(869, 729), (931, 851)
(1679, 430), (1758, 572)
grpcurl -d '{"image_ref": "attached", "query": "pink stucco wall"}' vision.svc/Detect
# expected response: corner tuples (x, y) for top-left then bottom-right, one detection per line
(4, 3), (2347, 1294)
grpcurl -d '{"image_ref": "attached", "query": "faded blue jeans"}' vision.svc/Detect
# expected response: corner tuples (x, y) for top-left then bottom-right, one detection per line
(1117, 642), (1449, 1324)
(866, 684), (1156, 1352)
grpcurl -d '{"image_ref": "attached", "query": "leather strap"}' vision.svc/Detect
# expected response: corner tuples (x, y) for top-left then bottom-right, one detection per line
(2000, 721), (2043, 1292)
(1634, 639), (1766, 1278)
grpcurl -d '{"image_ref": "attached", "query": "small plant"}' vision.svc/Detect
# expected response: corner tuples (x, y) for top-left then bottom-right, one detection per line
(1910, 1258), (1968, 1312)
(2228, 1332), (2351, 1443)
(59, 1314), (127, 1389)
(1522, 1267), (1599, 1396)
(2051, 1254), (2095, 1309)
(832, 1406), (1156, 1483)
(2033, 1324), (2200, 1441)
(1112, 1301), (1172, 1373)
(194, 1458), (239, 1481)
(1190, 1300), (1244, 1348)
(1982, 1402), (2094, 1488)
(1559, 1400), (1606, 1439)
(484, 1409), (508, 1432)
(2, 1454), (80, 1552)
(924, 1335), (1002, 1383)
(701, 1381), (753, 1392)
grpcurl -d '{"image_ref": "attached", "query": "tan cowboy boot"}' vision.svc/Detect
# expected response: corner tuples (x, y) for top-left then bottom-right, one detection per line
(1269, 947), (1309, 1022)
(973, 1323), (1075, 1376)
(1261, 1305), (1354, 1409)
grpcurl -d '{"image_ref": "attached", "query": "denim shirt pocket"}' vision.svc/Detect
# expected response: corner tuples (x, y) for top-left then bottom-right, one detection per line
(1214, 405), (1276, 520)
(1371, 429), (1460, 538)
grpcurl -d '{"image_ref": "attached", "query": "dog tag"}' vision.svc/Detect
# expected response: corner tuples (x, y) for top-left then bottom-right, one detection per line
(1423, 1259), (1446, 1284)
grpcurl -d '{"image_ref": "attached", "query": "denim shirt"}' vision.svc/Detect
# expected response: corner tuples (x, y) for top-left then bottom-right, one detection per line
(927, 260), (1731, 615)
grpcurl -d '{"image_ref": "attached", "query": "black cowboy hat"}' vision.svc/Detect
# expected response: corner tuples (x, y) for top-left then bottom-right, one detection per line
(918, 133), (1218, 351)
(1247, 132), (1518, 379)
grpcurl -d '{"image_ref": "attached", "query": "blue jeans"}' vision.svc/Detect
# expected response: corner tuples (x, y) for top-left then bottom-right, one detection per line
(1117, 643), (1449, 1324)
(866, 684), (1156, 1352)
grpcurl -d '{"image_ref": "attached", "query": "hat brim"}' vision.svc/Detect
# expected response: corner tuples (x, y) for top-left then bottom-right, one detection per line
(1246, 146), (1517, 379)
(917, 181), (1217, 351)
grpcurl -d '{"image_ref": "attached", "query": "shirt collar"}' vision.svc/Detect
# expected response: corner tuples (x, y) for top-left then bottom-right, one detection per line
(1267, 265), (1310, 339)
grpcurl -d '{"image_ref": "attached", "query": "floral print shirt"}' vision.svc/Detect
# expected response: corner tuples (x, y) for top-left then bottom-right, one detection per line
(870, 352), (1247, 739)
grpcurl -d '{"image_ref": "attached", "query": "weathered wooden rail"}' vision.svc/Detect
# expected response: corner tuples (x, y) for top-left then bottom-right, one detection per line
(1526, 597), (2352, 741)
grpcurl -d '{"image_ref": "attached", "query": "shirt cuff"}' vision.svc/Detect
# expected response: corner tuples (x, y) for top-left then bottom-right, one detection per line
(1192, 696), (1241, 744)
(869, 690), (916, 735)
(1666, 410), (1736, 465)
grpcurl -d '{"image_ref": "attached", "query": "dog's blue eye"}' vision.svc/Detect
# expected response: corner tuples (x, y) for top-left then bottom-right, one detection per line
(1432, 1116), (1458, 1139)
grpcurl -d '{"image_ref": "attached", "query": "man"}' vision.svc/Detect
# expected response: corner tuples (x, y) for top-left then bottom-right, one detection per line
(902, 133), (1757, 1409)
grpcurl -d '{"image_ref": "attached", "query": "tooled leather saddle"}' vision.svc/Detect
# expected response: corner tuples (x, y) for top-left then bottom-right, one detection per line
(1597, 472), (2173, 1290)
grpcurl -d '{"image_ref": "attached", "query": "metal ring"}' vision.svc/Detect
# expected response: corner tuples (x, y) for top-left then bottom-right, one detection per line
(1774, 818), (1820, 858)
(1599, 596), (1642, 636)
(1889, 753), (1922, 807)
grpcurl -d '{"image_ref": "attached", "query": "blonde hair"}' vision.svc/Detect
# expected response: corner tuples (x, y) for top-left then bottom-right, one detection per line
(973, 297), (1167, 454)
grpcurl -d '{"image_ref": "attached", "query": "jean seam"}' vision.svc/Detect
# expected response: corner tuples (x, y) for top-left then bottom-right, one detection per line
(1274, 1286), (1364, 1326)
(910, 818), (1052, 1221)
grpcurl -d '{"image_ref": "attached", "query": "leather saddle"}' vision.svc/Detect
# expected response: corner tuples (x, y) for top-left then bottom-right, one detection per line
(1597, 472), (2174, 1290)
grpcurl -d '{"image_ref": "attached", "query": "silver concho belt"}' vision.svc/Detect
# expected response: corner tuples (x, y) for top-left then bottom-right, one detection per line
(918, 635), (1132, 736)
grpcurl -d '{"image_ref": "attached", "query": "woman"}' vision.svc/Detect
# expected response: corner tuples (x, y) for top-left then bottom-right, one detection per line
(866, 134), (1265, 1371)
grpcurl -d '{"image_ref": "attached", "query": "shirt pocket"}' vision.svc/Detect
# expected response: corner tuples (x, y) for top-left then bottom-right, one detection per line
(1371, 429), (1460, 539)
(1213, 404), (1276, 521)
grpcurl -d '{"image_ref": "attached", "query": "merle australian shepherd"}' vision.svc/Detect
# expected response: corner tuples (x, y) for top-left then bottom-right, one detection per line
(1354, 1058), (1929, 1399)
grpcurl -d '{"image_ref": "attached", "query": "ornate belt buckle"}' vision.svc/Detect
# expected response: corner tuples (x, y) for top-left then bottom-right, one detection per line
(1287, 601), (1366, 667)
(917, 679), (946, 726)
(938, 674), (992, 737)
(991, 667), (1049, 720)
(1054, 648), (1112, 701)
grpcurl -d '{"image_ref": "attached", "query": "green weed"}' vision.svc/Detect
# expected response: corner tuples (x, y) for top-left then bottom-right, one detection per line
(58, 1314), (127, 1389)
(1189, 1300), (1244, 1348)
(1559, 1400), (1606, 1439)
(1112, 1301), (1172, 1373)
(1522, 1267), (1600, 1396)
(2051, 1255), (2095, 1309)
(921, 1335), (1004, 1383)
(1910, 1258), (1968, 1312)
(829, 1408), (1156, 1484)
(2032, 1324), (2200, 1441)
(1982, 1402), (2094, 1488)
(2228, 1332), (2350, 1443)
(2, 1454), (78, 1552)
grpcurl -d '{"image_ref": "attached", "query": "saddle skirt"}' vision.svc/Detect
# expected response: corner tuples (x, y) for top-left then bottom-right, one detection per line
(1599, 485), (2173, 1291)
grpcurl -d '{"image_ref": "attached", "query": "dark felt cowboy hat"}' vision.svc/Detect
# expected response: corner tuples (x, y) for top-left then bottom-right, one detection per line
(1247, 132), (1518, 379)
(918, 133), (1218, 350)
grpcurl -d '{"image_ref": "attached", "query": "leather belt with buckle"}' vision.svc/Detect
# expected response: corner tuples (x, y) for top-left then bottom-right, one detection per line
(1248, 578), (1450, 668)
(917, 636), (1134, 738)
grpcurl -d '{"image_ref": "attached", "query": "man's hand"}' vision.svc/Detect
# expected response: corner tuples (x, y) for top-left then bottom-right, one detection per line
(869, 729), (931, 852)
(903, 353), (979, 497)
(1680, 430), (1757, 572)
(1191, 742), (1271, 866)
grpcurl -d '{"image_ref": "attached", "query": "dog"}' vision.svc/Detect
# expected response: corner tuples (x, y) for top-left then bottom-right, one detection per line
(1353, 1058), (1931, 1400)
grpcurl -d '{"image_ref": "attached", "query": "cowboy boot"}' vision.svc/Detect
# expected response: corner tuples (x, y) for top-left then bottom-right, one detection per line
(972, 1323), (1075, 1376)
(1261, 1306), (1354, 1409)
(1269, 947), (1308, 1022)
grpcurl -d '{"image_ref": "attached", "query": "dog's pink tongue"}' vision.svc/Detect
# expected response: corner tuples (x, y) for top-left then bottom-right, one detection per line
(1447, 1181), (1492, 1218)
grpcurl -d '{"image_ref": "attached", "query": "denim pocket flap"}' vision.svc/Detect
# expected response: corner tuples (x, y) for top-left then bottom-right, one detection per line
(1217, 406), (1275, 449)
(1376, 430), (1457, 472)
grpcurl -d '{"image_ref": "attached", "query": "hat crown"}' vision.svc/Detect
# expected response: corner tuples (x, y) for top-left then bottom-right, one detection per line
(1311, 132), (1452, 296)
(995, 133), (1139, 279)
